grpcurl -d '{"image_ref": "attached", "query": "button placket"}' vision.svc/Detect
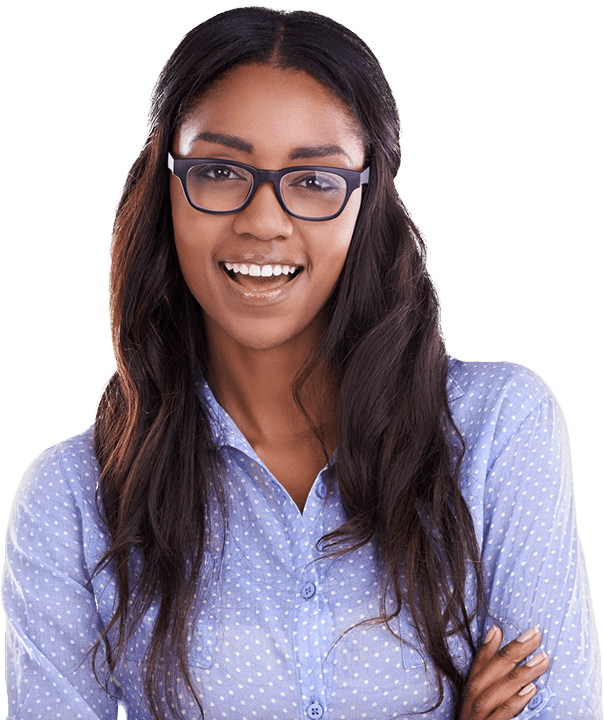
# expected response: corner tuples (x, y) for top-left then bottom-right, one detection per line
(294, 483), (330, 720)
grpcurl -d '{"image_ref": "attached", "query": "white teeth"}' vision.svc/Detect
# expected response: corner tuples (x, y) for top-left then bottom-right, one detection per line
(223, 262), (249, 274)
(224, 262), (299, 277)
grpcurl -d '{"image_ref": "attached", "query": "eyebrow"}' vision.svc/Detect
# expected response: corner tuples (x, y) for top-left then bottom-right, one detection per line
(193, 132), (254, 154)
(192, 131), (352, 164)
(289, 144), (352, 163)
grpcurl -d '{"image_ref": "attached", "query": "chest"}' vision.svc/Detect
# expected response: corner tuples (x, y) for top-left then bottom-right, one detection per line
(252, 434), (331, 511)
(108, 461), (467, 719)
(116, 550), (461, 720)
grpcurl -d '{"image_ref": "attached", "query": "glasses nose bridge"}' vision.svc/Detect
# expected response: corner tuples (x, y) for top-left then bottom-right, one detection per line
(233, 167), (293, 238)
(243, 168), (291, 219)
(252, 168), (284, 205)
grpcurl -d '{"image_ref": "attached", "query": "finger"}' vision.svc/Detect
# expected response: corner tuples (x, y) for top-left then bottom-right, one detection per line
(486, 683), (539, 720)
(462, 627), (545, 717)
(469, 626), (543, 692)
(469, 648), (550, 719)
(466, 625), (503, 681)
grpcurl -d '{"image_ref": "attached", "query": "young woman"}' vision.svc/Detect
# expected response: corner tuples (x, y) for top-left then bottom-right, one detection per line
(3, 8), (601, 720)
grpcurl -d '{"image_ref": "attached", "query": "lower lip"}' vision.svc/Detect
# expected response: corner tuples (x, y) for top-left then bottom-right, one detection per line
(220, 265), (303, 305)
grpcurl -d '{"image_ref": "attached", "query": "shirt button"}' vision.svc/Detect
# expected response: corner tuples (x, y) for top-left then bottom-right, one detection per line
(301, 582), (316, 599)
(316, 481), (328, 498)
(528, 693), (543, 710)
(307, 702), (324, 718)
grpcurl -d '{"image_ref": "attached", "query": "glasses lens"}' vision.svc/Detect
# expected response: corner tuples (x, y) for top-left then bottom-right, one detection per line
(186, 162), (253, 212)
(281, 170), (348, 219)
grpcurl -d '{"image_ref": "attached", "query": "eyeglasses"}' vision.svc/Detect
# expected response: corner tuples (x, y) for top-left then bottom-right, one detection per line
(168, 153), (370, 221)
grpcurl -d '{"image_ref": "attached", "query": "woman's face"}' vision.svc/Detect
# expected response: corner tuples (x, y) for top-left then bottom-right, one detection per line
(170, 63), (366, 354)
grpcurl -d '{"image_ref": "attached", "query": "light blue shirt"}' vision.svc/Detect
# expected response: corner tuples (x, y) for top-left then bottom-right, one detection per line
(3, 360), (602, 718)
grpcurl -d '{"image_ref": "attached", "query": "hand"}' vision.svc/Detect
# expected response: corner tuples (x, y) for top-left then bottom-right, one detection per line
(457, 625), (550, 719)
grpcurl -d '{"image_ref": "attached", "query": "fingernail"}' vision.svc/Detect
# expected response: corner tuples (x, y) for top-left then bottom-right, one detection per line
(526, 651), (548, 667)
(517, 626), (539, 643)
(518, 682), (537, 697)
(484, 625), (497, 644)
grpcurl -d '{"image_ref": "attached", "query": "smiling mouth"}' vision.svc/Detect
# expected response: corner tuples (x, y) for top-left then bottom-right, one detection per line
(221, 262), (303, 291)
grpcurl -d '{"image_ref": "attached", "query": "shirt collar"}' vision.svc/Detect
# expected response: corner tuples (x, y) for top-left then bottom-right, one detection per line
(447, 356), (465, 402)
(197, 379), (251, 454)
(199, 359), (465, 451)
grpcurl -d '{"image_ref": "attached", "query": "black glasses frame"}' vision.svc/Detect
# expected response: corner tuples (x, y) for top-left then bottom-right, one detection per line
(168, 153), (370, 221)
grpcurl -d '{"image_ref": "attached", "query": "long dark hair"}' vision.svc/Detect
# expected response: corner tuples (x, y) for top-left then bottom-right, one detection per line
(93, 8), (484, 718)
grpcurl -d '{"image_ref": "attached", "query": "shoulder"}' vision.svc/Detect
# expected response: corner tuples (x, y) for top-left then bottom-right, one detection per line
(10, 427), (101, 532)
(446, 357), (561, 440)
(446, 357), (568, 484)
(446, 358), (571, 516)
(447, 357), (552, 411)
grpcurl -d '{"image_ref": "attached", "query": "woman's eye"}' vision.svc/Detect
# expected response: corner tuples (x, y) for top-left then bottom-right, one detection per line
(209, 166), (238, 180)
(293, 173), (341, 192)
(190, 164), (245, 182)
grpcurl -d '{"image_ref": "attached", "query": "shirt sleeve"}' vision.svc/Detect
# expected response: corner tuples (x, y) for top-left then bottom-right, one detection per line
(480, 382), (602, 717)
(2, 444), (118, 720)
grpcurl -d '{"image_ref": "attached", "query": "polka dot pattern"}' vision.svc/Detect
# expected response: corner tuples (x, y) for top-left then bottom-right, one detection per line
(3, 360), (601, 718)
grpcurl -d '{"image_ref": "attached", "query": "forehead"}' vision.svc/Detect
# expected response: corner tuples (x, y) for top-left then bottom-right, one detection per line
(174, 63), (366, 164)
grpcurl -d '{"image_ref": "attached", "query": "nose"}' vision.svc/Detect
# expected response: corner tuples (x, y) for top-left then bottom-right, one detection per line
(231, 180), (294, 240)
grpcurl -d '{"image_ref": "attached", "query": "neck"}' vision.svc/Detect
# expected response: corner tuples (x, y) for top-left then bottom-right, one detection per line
(203, 316), (338, 452)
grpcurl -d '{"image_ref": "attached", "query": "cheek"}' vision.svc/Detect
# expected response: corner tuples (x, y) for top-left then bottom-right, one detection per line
(170, 176), (222, 291)
(169, 192), (216, 315)
(170, 175), (199, 249)
(314, 189), (362, 270)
